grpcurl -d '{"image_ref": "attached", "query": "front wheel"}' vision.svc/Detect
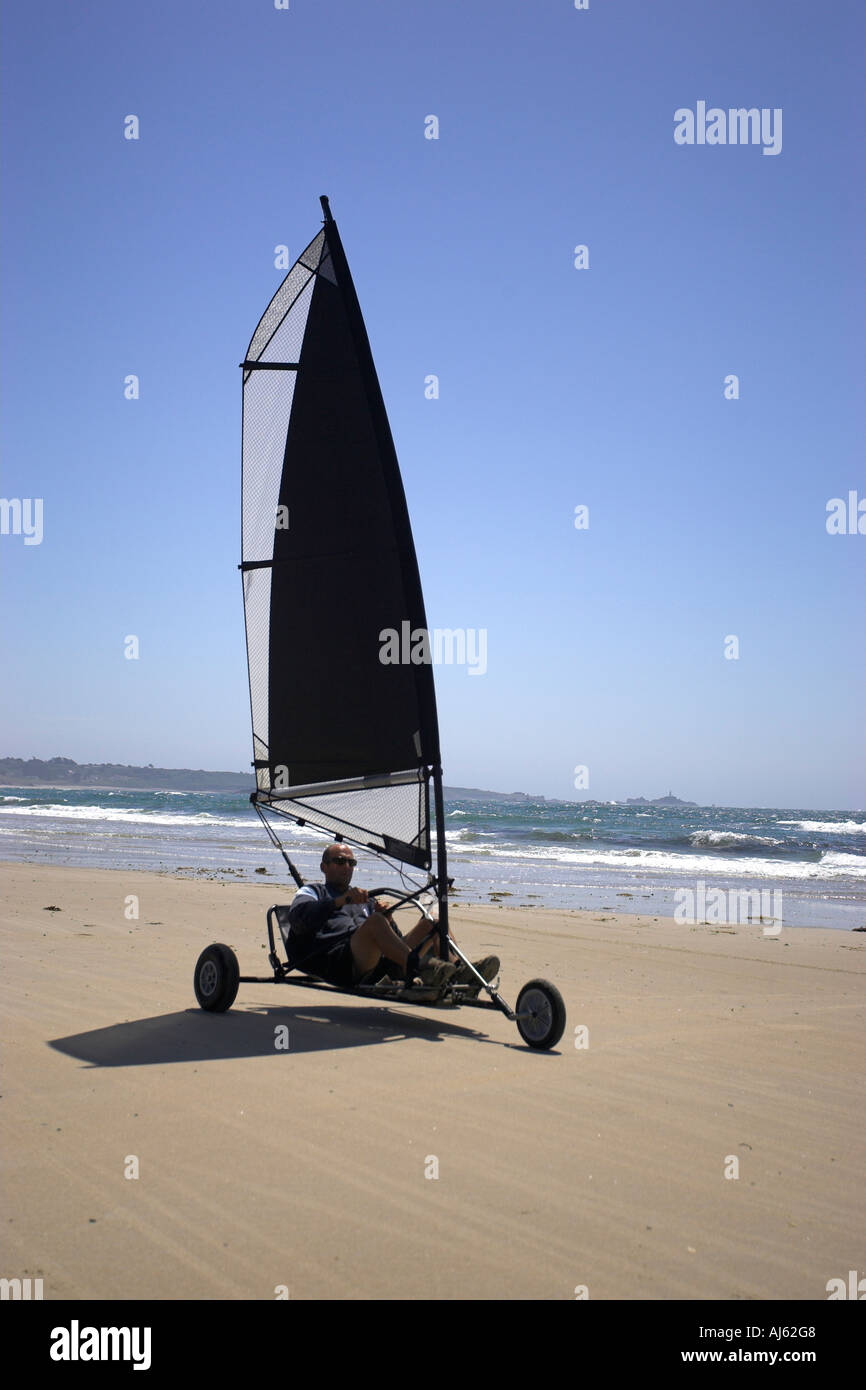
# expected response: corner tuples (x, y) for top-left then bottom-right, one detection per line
(194, 943), (240, 1013)
(515, 978), (566, 1050)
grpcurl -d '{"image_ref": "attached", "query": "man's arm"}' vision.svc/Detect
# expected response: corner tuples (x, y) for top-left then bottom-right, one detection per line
(287, 886), (338, 940)
(287, 885), (383, 940)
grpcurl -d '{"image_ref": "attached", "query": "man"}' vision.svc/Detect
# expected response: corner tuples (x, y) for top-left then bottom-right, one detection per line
(284, 843), (499, 993)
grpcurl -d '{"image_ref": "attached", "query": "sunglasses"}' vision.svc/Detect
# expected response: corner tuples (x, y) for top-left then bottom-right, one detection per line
(327, 855), (356, 867)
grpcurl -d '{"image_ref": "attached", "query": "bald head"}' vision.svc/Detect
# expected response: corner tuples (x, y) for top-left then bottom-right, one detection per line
(321, 843), (357, 888)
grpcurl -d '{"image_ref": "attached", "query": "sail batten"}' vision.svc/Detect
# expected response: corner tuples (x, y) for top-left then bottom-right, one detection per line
(241, 202), (440, 868)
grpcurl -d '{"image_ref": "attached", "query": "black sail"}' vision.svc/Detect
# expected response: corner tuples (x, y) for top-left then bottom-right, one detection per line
(241, 201), (440, 869)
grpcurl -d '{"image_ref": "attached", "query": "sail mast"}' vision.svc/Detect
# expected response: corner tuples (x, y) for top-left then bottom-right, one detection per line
(318, 196), (449, 951)
(317, 194), (440, 761)
(431, 767), (450, 959)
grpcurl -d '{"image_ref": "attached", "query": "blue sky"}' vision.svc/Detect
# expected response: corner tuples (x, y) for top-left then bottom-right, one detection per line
(1, 0), (863, 807)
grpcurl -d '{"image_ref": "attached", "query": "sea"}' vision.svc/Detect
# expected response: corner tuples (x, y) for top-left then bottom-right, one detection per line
(1, 787), (864, 930)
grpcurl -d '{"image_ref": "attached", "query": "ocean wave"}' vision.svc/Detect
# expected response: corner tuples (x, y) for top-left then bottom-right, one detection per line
(690, 830), (782, 849)
(445, 839), (866, 880)
(455, 825), (798, 854)
(526, 828), (594, 843)
(778, 819), (866, 834)
(820, 851), (866, 870)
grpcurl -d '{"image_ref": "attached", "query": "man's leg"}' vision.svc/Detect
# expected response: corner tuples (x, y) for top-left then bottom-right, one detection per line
(402, 915), (499, 987)
(349, 912), (458, 987)
(349, 911), (415, 976)
(402, 915), (456, 961)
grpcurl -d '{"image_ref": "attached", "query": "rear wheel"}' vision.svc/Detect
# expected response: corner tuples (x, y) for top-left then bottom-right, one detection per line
(194, 943), (240, 1013)
(515, 978), (566, 1050)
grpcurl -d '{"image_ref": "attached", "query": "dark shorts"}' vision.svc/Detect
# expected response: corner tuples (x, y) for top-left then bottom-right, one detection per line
(300, 938), (360, 988)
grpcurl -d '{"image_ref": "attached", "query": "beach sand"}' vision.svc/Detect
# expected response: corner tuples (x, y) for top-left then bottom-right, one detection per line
(2, 861), (864, 1301)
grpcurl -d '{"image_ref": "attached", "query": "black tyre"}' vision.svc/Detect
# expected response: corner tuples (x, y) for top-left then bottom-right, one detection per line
(515, 978), (566, 1050)
(194, 943), (240, 1013)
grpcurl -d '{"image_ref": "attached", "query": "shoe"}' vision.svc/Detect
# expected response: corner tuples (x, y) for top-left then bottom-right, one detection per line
(416, 956), (457, 990)
(369, 976), (402, 992)
(403, 947), (457, 992)
(356, 958), (394, 987)
(404, 947), (456, 990)
(357, 969), (398, 989)
(452, 956), (500, 986)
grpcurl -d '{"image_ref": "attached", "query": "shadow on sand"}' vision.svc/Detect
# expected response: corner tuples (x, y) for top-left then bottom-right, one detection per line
(48, 999), (511, 1067)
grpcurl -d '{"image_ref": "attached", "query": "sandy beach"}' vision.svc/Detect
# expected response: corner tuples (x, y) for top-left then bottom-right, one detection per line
(2, 860), (864, 1301)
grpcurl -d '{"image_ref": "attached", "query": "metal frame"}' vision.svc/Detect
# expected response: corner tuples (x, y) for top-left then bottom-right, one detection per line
(231, 901), (517, 1023)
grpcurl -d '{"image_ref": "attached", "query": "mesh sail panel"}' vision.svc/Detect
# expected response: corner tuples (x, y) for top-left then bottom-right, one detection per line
(241, 209), (441, 869)
(246, 232), (324, 365)
(260, 770), (430, 868)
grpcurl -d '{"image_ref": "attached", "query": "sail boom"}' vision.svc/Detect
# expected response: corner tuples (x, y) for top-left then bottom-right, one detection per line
(252, 767), (430, 798)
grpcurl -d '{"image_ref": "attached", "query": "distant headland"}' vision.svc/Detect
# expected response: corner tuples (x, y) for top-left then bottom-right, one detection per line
(0, 757), (251, 792)
(443, 785), (546, 803)
(622, 791), (698, 807)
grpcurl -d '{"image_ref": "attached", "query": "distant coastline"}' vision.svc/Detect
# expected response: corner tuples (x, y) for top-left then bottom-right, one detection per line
(0, 757), (546, 803)
(624, 793), (698, 808)
(0, 757), (251, 794)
